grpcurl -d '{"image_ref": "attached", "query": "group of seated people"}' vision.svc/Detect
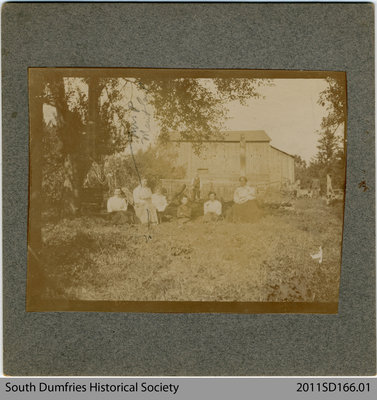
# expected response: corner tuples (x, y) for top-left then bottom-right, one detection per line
(107, 178), (162, 225)
(175, 191), (222, 224)
(107, 176), (262, 225)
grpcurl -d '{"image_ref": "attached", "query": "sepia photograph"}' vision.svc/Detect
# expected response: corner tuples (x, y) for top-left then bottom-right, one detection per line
(27, 68), (346, 313)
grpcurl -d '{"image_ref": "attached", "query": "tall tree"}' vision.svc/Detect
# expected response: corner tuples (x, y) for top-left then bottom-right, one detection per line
(39, 74), (271, 213)
(147, 77), (268, 155)
(318, 76), (347, 134)
(314, 75), (347, 189)
(293, 154), (309, 186)
(315, 128), (341, 168)
(44, 76), (90, 214)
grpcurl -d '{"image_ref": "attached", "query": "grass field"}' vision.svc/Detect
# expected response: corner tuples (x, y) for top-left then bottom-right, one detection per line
(41, 198), (343, 303)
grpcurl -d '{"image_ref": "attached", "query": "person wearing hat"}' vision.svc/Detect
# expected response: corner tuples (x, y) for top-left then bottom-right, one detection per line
(107, 188), (134, 224)
(191, 172), (202, 201)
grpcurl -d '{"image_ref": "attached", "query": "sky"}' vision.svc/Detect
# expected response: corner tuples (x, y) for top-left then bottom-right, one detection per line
(224, 79), (335, 161)
(43, 77), (343, 162)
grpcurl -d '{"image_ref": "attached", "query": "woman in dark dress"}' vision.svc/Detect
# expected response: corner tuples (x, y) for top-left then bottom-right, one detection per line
(227, 176), (263, 223)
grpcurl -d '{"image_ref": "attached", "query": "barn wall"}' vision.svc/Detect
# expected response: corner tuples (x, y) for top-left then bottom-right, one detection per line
(166, 140), (295, 197)
(166, 142), (189, 172)
(269, 147), (295, 187)
(246, 142), (270, 184)
(188, 142), (240, 180)
(288, 156), (295, 183)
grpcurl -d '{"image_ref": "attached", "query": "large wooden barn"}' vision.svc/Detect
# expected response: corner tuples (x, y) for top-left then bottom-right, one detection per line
(162, 130), (295, 200)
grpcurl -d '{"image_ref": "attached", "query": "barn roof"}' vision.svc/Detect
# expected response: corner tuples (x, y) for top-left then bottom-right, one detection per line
(270, 146), (295, 159)
(169, 130), (271, 142)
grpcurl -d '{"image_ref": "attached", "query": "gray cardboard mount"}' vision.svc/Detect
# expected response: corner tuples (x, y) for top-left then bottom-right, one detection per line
(2, 3), (375, 376)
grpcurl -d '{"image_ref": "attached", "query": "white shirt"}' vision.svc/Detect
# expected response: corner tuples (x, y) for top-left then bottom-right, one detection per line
(152, 193), (168, 212)
(133, 185), (152, 204)
(204, 199), (222, 215)
(234, 185), (256, 204)
(107, 196), (128, 212)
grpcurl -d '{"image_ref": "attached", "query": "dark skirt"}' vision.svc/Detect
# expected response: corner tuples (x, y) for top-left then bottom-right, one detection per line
(109, 210), (136, 225)
(227, 200), (263, 223)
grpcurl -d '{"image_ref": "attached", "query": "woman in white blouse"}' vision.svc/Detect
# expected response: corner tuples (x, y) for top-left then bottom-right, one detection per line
(233, 178), (256, 204)
(228, 176), (263, 223)
(133, 178), (158, 224)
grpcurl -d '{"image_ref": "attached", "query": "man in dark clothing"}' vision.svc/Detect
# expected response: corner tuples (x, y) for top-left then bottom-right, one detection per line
(191, 173), (201, 201)
(177, 196), (192, 224)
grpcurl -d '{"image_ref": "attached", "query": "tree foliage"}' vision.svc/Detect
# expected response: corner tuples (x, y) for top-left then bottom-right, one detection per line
(318, 76), (346, 133)
(40, 75), (269, 211)
(83, 144), (185, 195)
(314, 76), (346, 190)
(138, 77), (270, 152)
(293, 155), (309, 186)
(42, 123), (65, 205)
(296, 76), (347, 191)
(315, 128), (342, 167)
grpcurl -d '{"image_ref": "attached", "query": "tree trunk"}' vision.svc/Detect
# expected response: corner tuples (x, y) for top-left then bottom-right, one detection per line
(60, 76), (101, 216)
(54, 76), (98, 215)
(87, 75), (101, 159)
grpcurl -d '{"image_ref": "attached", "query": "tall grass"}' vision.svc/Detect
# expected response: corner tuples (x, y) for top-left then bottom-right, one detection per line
(41, 199), (343, 302)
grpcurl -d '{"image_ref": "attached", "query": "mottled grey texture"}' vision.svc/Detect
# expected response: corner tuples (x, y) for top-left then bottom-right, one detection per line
(2, 3), (375, 375)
